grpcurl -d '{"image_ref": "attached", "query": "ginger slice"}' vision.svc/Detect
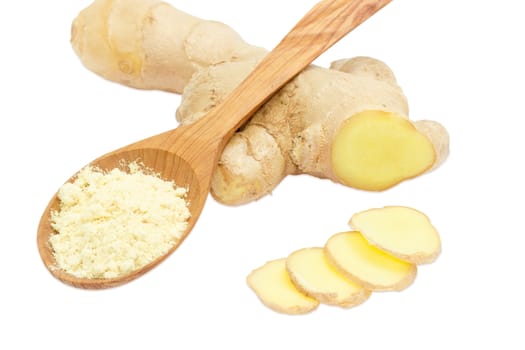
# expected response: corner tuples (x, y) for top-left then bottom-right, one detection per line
(331, 110), (436, 191)
(325, 231), (416, 291)
(286, 247), (371, 308)
(246, 259), (319, 315)
(350, 206), (441, 264)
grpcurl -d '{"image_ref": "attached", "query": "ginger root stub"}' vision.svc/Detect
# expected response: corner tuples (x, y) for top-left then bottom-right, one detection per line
(71, 0), (450, 205)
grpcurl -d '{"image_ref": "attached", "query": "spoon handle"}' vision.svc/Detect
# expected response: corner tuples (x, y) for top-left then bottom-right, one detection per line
(189, 0), (392, 145)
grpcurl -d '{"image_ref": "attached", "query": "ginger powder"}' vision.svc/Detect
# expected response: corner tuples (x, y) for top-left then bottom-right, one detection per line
(49, 162), (190, 279)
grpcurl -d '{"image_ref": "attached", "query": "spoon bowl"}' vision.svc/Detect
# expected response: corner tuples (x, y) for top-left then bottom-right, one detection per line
(37, 0), (392, 288)
(37, 140), (208, 289)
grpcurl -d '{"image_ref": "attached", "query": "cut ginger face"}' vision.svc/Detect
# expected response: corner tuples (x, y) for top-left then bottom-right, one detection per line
(350, 206), (441, 264)
(286, 247), (370, 308)
(331, 110), (436, 191)
(246, 259), (319, 315)
(325, 231), (417, 291)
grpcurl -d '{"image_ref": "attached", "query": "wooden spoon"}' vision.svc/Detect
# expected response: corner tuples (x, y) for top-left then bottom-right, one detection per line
(37, 0), (392, 289)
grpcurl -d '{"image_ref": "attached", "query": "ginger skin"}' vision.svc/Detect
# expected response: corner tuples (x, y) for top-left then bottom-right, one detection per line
(71, 0), (266, 93)
(71, 0), (450, 205)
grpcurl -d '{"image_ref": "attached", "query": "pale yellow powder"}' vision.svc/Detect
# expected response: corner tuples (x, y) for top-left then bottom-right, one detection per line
(49, 162), (190, 279)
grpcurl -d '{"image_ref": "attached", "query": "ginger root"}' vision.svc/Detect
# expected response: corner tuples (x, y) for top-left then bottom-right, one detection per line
(246, 258), (320, 315)
(286, 247), (370, 308)
(349, 206), (441, 264)
(325, 231), (417, 292)
(71, 0), (450, 205)
(247, 206), (441, 314)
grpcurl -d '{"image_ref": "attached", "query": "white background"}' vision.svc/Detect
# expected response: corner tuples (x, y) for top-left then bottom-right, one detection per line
(2, 0), (524, 348)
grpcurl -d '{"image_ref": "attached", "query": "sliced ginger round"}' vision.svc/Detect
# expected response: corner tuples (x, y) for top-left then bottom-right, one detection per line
(331, 110), (436, 191)
(246, 258), (319, 315)
(350, 206), (441, 264)
(325, 231), (416, 291)
(286, 247), (371, 308)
